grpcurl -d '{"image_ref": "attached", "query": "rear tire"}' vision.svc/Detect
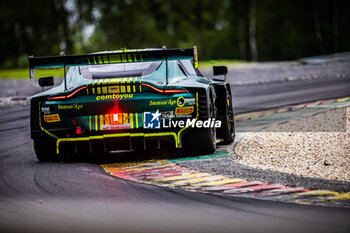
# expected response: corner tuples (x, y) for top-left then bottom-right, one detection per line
(182, 97), (216, 155)
(33, 139), (58, 162)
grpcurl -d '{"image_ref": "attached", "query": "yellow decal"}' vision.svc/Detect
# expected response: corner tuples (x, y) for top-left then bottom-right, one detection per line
(175, 107), (194, 115)
(123, 113), (129, 123)
(95, 115), (98, 131)
(149, 98), (176, 106)
(102, 86), (108, 94)
(120, 85), (126, 93)
(129, 113), (134, 128)
(100, 115), (104, 130)
(104, 114), (110, 125)
(44, 114), (61, 123)
(135, 113), (139, 128)
(177, 97), (185, 107)
(96, 94), (133, 101)
(193, 46), (198, 68)
(58, 103), (83, 110)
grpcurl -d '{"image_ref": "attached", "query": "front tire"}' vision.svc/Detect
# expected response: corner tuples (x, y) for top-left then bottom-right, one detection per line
(221, 92), (235, 144)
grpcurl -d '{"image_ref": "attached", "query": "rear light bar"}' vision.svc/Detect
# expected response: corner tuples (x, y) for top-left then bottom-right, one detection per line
(47, 83), (187, 101)
(47, 86), (87, 100)
(141, 83), (188, 94)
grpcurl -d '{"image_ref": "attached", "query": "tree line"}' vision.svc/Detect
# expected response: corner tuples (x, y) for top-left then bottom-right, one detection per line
(1, 0), (349, 68)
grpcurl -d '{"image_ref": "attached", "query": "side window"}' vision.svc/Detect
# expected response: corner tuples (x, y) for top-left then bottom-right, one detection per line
(180, 60), (197, 76)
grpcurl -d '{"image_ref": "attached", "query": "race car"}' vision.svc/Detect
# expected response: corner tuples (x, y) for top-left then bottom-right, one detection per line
(29, 47), (235, 161)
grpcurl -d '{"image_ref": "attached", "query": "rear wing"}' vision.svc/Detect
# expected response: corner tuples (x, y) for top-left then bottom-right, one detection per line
(29, 46), (198, 79)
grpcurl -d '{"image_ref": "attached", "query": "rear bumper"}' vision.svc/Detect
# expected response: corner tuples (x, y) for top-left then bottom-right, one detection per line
(31, 89), (207, 155)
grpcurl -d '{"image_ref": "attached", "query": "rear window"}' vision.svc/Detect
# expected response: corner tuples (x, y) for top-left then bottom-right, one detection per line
(80, 61), (161, 79)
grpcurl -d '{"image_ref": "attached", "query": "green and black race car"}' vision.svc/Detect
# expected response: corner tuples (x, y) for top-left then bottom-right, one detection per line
(29, 47), (235, 162)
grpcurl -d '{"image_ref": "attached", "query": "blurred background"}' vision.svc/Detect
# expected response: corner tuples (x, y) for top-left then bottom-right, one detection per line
(1, 0), (350, 69)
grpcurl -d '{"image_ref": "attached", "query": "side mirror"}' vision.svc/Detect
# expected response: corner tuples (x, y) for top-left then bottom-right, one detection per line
(38, 76), (54, 88)
(213, 66), (228, 76)
(213, 66), (228, 82)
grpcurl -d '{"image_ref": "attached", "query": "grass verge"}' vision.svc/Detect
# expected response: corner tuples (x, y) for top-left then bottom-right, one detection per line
(0, 68), (64, 79)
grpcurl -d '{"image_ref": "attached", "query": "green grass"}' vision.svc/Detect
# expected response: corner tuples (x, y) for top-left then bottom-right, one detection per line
(0, 60), (249, 79)
(0, 68), (64, 79)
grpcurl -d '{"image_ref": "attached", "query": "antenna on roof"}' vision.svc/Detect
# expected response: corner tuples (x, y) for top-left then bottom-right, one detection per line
(60, 51), (67, 91)
(119, 12), (126, 52)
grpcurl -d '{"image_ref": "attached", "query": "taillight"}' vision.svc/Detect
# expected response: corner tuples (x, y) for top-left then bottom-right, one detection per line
(110, 113), (121, 124)
(47, 86), (87, 100)
(76, 126), (82, 135)
(141, 83), (188, 94)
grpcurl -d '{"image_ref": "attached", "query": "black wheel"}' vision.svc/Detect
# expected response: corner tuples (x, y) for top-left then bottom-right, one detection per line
(221, 92), (235, 144)
(33, 139), (58, 162)
(182, 96), (216, 155)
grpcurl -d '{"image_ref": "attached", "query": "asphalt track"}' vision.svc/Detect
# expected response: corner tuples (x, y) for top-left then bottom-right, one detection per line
(232, 76), (350, 113)
(0, 76), (350, 233)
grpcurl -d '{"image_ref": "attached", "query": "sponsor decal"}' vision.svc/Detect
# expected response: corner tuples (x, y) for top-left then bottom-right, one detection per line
(163, 118), (221, 128)
(185, 98), (196, 106)
(143, 110), (161, 129)
(175, 114), (192, 118)
(102, 123), (131, 130)
(143, 109), (221, 129)
(149, 98), (176, 106)
(161, 111), (174, 119)
(44, 114), (61, 123)
(175, 106), (194, 115)
(96, 94), (133, 101)
(148, 96), (187, 107)
(177, 97), (185, 107)
(58, 103), (83, 110)
(41, 107), (50, 114)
